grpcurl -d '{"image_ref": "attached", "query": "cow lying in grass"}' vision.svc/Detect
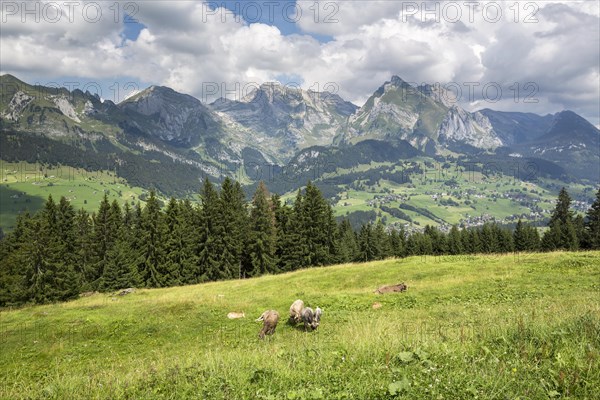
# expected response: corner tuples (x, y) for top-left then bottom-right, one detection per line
(256, 310), (279, 339)
(375, 283), (408, 294)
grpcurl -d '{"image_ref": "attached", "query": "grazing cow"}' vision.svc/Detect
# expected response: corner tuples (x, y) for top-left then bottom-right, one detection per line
(289, 299), (304, 324)
(301, 307), (322, 330)
(313, 307), (322, 329)
(256, 310), (280, 339)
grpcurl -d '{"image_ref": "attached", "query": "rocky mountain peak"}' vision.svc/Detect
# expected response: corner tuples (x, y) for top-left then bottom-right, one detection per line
(417, 83), (456, 108)
(240, 82), (304, 105)
(209, 82), (358, 160)
(389, 75), (412, 88)
(437, 105), (502, 149)
(118, 85), (219, 146)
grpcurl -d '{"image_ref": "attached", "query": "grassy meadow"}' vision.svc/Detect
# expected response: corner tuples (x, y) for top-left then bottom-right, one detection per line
(0, 161), (148, 231)
(330, 171), (561, 227)
(0, 252), (599, 399)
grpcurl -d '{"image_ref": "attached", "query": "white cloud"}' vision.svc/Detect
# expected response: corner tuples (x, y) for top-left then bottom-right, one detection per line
(0, 0), (598, 124)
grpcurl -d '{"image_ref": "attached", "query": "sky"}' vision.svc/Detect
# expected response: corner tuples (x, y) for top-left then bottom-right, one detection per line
(1, 0), (599, 125)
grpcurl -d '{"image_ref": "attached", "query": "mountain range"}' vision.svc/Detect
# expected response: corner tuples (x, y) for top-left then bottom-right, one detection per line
(1, 73), (598, 195)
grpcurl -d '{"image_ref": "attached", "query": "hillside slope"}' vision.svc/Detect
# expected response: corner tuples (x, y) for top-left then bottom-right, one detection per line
(513, 110), (600, 181)
(1, 252), (598, 399)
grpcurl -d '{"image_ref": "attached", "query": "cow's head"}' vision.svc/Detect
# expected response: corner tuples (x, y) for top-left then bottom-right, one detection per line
(312, 307), (322, 329)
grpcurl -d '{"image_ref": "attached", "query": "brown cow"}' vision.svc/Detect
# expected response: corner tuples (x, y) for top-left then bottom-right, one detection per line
(375, 283), (408, 294)
(256, 310), (280, 339)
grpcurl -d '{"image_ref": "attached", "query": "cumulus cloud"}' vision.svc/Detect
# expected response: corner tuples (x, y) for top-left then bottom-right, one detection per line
(0, 0), (598, 123)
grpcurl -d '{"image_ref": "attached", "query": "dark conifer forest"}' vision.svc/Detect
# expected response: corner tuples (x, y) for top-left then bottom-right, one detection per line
(1, 179), (599, 306)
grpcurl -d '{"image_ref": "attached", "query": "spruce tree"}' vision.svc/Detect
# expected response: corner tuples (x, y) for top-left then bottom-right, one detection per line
(447, 225), (463, 255)
(585, 188), (600, 249)
(100, 204), (140, 292)
(337, 218), (359, 262)
(407, 232), (432, 256)
(108, 200), (123, 237)
(561, 218), (579, 251)
(0, 213), (30, 305)
(40, 196), (71, 300)
(513, 220), (527, 252)
(54, 197), (80, 298)
(324, 206), (340, 265)
(479, 224), (495, 253)
(100, 238), (139, 291)
(460, 227), (472, 253)
(74, 209), (94, 290)
(543, 188), (579, 250)
(465, 229), (482, 254)
(178, 199), (202, 283)
(388, 229), (401, 258)
(406, 232), (417, 256)
(247, 182), (277, 276)
(91, 193), (114, 288)
(358, 223), (375, 261)
(278, 190), (309, 271)
(219, 178), (248, 279)
(162, 198), (186, 286)
(21, 216), (51, 303)
(301, 182), (331, 266)
(128, 202), (145, 283)
(550, 188), (574, 226)
(272, 194), (284, 266)
(133, 202), (143, 229)
(573, 215), (587, 250)
(21, 196), (78, 302)
(473, 228), (483, 254)
(137, 191), (166, 287)
(197, 178), (224, 281)
(123, 202), (134, 229)
(496, 226), (514, 253)
(101, 200), (139, 289)
(526, 225), (541, 251)
(515, 220), (541, 252)
(398, 228), (408, 257)
(424, 225), (446, 255)
(419, 233), (434, 255)
(542, 221), (562, 251)
(373, 220), (390, 260)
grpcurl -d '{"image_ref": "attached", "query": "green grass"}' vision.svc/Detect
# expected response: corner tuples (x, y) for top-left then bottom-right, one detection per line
(328, 170), (563, 227)
(1, 252), (599, 399)
(0, 161), (151, 231)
